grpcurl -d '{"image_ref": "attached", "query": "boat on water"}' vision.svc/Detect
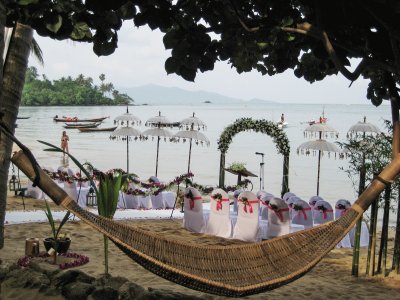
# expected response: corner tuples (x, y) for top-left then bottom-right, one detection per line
(17, 116), (30, 119)
(53, 116), (108, 122)
(63, 122), (101, 129)
(78, 126), (118, 132)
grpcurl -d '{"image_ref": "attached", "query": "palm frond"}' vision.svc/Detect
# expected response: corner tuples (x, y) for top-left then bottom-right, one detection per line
(30, 37), (44, 66)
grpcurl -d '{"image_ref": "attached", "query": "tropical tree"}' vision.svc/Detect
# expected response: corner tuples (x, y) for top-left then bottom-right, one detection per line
(1, 2), (400, 264)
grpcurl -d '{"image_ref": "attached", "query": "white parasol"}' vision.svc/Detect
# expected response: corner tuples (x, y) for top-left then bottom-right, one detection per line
(142, 111), (173, 176)
(110, 106), (141, 173)
(348, 116), (380, 138)
(173, 113), (209, 174)
(298, 122), (341, 196)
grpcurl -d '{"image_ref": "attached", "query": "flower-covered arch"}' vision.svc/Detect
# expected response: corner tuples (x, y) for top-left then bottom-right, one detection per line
(217, 118), (290, 196)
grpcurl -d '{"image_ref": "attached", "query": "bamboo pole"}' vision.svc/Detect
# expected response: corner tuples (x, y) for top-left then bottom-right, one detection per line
(377, 185), (391, 275)
(393, 184), (400, 273)
(366, 195), (378, 276)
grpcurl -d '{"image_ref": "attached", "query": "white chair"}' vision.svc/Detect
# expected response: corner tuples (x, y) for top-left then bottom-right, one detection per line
(205, 189), (232, 238)
(151, 193), (164, 209)
(287, 196), (301, 218)
(313, 200), (334, 224)
(25, 180), (45, 199)
(283, 192), (296, 202)
(183, 187), (204, 233)
(138, 195), (153, 209)
(233, 189), (243, 214)
(291, 199), (313, 228)
(309, 195), (324, 218)
(259, 193), (274, 220)
(232, 191), (259, 242)
(256, 190), (267, 200)
(267, 197), (290, 238)
(334, 199), (352, 220)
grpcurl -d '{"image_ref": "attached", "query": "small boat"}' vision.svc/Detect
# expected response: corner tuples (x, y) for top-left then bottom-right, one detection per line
(53, 116), (108, 122)
(63, 122), (101, 129)
(78, 126), (118, 132)
(17, 116), (30, 119)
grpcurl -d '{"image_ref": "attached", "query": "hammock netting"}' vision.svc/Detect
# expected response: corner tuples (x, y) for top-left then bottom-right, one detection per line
(12, 150), (385, 297)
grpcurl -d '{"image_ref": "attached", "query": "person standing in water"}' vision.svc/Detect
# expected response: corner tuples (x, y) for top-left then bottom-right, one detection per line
(61, 131), (69, 155)
(280, 113), (285, 123)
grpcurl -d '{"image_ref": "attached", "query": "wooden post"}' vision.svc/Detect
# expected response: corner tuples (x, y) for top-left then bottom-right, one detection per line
(25, 238), (39, 257)
(219, 152), (225, 188)
(281, 155), (290, 198)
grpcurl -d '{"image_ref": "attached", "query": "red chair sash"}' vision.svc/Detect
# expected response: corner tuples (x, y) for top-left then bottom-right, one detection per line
(314, 207), (334, 219)
(188, 196), (202, 209)
(296, 207), (311, 220)
(239, 199), (259, 213)
(267, 206), (289, 222)
(212, 197), (229, 211)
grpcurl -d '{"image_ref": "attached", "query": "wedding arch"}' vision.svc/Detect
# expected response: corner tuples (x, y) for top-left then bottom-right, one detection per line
(217, 117), (290, 196)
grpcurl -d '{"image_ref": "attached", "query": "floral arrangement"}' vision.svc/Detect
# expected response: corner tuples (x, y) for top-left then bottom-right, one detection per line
(293, 204), (303, 211)
(269, 204), (279, 211)
(212, 193), (223, 200)
(228, 162), (247, 172)
(217, 118), (290, 156)
(17, 252), (89, 269)
(185, 189), (194, 199)
(336, 203), (347, 210)
(317, 205), (327, 212)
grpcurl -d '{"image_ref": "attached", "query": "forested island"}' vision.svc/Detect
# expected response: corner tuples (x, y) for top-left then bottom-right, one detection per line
(21, 67), (133, 106)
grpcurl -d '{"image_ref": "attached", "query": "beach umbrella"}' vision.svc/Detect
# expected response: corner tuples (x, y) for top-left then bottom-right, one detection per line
(110, 106), (141, 173)
(142, 111), (173, 176)
(173, 113), (209, 173)
(297, 123), (341, 196)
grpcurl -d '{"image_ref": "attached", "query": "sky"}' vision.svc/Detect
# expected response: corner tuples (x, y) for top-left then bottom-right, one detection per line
(30, 22), (371, 104)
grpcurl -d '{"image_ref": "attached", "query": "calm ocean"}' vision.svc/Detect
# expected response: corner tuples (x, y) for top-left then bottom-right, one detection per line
(15, 103), (391, 212)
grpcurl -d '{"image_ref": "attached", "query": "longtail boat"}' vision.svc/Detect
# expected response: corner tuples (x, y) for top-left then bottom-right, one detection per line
(63, 122), (101, 129)
(53, 116), (108, 122)
(78, 126), (117, 132)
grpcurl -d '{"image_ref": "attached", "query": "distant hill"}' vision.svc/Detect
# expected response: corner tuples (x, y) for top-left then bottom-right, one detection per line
(119, 84), (275, 105)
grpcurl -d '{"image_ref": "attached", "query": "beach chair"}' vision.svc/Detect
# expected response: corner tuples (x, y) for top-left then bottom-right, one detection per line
(291, 199), (313, 229)
(313, 200), (334, 225)
(232, 191), (259, 242)
(205, 189), (232, 238)
(282, 192), (296, 202)
(183, 187), (204, 233)
(259, 193), (274, 220)
(267, 197), (290, 238)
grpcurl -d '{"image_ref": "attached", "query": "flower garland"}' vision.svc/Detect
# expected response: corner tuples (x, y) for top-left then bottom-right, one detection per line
(17, 252), (89, 270)
(217, 118), (290, 156)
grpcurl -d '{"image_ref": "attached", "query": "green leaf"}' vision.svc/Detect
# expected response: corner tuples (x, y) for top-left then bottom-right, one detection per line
(257, 42), (268, 49)
(165, 57), (178, 74)
(71, 22), (92, 40)
(281, 17), (293, 27)
(46, 15), (63, 33)
(287, 35), (295, 42)
(17, 0), (39, 5)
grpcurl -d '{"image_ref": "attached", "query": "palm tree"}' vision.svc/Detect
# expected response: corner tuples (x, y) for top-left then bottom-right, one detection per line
(0, 22), (33, 248)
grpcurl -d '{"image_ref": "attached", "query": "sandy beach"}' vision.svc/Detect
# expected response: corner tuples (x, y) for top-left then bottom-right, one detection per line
(1, 191), (400, 299)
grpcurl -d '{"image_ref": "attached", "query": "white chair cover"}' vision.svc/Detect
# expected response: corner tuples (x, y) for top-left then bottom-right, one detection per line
(313, 200), (334, 224)
(267, 197), (290, 238)
(287, 196), (301, 218)
(151, 193), (164, 209)
(349, 220), (370, 247)
(291, 199), (313, 228)
(183, 187), (204, 233)
(162, 191), (176, 209)
(334, 199), (352, 220)
(205, 189), (232, 238)
(259, 193), (274, 220)
(232, 191), (259, 242)
(233, 189), (243, 214)
(309, 195), (324, 218)
(139, 195), (152, 209)
(283, 192), (296, 202)
(256, 190), (267, 200)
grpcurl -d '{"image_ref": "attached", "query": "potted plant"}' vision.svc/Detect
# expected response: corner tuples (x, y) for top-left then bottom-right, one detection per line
(43, 200), (71, 254)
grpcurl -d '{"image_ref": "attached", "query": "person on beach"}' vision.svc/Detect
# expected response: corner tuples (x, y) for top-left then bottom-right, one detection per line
(280, 113), (285, 123)
(61, 131), (69, 155)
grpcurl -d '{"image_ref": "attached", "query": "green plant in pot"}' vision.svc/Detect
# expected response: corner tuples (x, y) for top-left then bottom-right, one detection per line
(43, 200), (71, 255)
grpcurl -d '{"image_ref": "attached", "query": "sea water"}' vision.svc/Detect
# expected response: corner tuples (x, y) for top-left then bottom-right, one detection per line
(14, 103), (394, 221)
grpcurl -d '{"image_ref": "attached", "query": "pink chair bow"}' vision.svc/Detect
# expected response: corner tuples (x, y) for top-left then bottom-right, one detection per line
(189, 196), (202, 209)
(314, 206), (333, 219)
(297, 207), (311, 220)
(240, 199), (258, 213)
(212, 195), (229, 211)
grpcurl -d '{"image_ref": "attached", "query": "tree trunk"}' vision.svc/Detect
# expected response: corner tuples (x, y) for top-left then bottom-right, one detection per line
(0, 23), (33, 248)
(393, 184), (400, 273)
(366, 195), (379, 276)
(377, 185), (391, 275)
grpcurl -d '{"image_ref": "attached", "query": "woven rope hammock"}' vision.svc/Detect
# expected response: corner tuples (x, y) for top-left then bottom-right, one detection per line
(11, 150), (400, 297)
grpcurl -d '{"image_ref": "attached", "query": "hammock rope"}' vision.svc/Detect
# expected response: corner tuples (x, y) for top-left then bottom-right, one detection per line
(11, 149), (397, 297)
